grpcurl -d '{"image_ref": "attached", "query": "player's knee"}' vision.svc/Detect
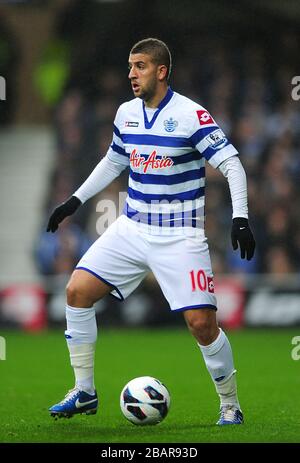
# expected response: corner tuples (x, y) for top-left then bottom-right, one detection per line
(187, 315), (210, 334)
(66, 279), (93, 307)
(185, 311), (217, 344)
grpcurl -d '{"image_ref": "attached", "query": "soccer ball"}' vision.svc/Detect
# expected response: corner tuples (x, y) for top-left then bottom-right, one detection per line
(120, 376), (171, 425)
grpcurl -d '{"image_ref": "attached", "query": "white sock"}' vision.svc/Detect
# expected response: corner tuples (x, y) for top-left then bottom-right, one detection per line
(198, 328), (240, 408)
(213, 371), (240, 408)
(65, 304), (97, 394)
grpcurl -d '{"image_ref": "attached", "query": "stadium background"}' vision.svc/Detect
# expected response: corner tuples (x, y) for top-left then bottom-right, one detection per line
(0, 0), (300, 445)
(1, 0), (299, 330)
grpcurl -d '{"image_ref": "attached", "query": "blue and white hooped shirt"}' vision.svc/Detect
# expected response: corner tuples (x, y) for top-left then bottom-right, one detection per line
(106, 87), (238, 235)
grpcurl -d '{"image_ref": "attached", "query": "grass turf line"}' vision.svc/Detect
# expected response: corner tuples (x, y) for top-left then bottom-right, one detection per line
(0, 328), (299, 443)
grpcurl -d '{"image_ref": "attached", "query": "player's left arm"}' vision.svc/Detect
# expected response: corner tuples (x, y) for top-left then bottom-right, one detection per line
(218, 155), (255, 261)
(189, 107), (255, 260)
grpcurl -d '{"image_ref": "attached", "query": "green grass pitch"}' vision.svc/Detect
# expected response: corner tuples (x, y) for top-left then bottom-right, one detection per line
(0, 327), (299, 443)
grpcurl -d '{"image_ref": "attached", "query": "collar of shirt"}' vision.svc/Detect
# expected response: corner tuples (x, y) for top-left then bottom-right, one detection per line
(142, 86), (174, 129)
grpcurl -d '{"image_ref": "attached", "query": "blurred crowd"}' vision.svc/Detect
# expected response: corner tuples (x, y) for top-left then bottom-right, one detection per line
(36, 28), (300, 282)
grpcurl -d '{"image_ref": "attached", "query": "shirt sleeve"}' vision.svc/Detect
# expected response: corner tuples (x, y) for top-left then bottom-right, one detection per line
(218, 155), (248, 219)
(73, 156), (127, 204)
(189, 107), (238, 168)
(106, 106), (130, 166)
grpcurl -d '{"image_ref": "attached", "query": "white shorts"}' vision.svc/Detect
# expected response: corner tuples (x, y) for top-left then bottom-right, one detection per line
(76, 215), (217, 312)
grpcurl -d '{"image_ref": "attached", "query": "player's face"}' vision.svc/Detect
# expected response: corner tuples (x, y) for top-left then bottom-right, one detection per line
(128, 53), (162, 102)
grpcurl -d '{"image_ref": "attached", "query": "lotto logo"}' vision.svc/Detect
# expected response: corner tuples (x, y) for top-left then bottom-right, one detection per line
(196, 110), (214, 126)
(207, 276), (214, 293)
(189, 270), (214, 293)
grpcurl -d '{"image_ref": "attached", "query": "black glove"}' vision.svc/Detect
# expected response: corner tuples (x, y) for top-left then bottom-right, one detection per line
(231, 217), (255, 260)
(46, 196), (82, 233)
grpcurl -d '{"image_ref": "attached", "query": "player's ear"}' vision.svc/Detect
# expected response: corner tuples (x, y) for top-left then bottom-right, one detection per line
(157, 65), (168, 81)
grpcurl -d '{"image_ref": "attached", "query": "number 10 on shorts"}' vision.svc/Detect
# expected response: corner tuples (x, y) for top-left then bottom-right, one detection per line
(189, 270), (214, 293)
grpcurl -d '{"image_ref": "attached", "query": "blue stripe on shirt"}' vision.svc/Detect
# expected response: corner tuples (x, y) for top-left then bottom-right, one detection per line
(121, 133), (193, 148)
(130, 150), (202, 165)
(113, 124), (122, 139)
(189, 126), (219, 147)
(173, 150), (202, 164)
(111, 142), (128, 157)
(201, 142), (230, 160)
(127, 186), (205, 202)
(140, 150), (203, 166)
(124, 203), (203, 228)
(130, 167), (205, 185)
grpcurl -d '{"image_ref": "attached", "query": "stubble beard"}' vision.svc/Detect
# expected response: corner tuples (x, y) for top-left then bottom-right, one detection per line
(139, 79), (158, 105)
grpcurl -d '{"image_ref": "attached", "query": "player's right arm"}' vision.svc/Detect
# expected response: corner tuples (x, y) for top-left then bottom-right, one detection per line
(47, 106), (129, 233)
(188, 105), (255, 260)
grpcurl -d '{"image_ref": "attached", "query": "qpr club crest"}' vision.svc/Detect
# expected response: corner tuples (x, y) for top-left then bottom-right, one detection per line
(164, 117), (178, 132)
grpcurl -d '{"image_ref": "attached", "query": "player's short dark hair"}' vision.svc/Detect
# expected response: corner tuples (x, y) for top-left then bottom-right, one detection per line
(130, 38), (172, 80)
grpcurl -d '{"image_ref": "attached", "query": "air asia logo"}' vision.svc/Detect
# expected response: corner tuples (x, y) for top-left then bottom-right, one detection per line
(196, 110), (214, 126)
(130, 149), (173, 173)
